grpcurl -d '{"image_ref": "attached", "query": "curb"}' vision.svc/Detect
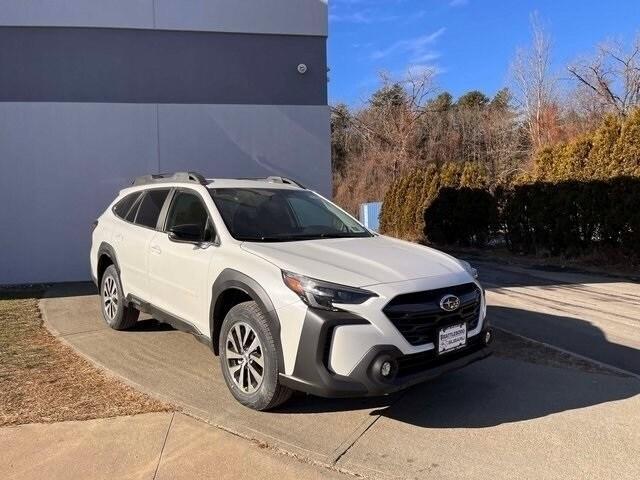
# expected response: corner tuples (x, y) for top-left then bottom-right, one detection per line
(494, 326), (640, 381)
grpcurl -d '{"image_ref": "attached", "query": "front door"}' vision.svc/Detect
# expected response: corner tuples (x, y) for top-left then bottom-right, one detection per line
(147, 189), (215, 332)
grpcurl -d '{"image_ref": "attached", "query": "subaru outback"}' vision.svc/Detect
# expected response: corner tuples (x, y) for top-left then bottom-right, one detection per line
(90, 172), (492, 410)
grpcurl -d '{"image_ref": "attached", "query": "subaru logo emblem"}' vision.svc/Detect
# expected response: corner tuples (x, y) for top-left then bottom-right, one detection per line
(440, 294), (460, 312)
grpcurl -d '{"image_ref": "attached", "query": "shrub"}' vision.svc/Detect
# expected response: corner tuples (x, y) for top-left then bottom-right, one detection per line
(500, 178), (640, 256)
(424, 188), (498, 246)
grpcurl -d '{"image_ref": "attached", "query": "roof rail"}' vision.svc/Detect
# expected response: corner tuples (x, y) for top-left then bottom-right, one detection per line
(266, 176), (307, 189)
(132, 171), (209, 187)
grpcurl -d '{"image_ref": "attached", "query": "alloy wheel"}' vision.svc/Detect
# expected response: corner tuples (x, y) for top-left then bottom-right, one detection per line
(225, 322), (264, 394)
(103, 276), (119, 322)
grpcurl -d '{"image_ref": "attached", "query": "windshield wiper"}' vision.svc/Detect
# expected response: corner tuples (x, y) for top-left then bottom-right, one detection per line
(236, 235), (305, 242)
(317, 232), (371, 239)
(236, 232), (371, 242)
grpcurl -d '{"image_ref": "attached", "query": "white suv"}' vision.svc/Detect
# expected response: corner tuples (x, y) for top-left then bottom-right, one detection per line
(90, 172), (492, 410)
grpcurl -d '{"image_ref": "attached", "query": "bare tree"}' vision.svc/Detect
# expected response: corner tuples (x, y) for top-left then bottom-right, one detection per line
(568, 35), (640, 116)
(511, 12), (557, 150)
(337, 68), (438, 178)
(332, 72), (527, 213)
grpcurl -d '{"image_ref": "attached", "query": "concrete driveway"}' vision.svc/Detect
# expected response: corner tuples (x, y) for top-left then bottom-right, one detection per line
(477, 260), (640, 375)
(39, 262), (640, 480)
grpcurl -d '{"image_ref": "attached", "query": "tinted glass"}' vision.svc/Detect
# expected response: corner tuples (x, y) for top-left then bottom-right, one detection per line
(113, 193), (140, 219)
(166, 191), (213, 242)
(209, 188), (371, 242)
(134, 189), (169, 228)
(125, 195), (143, 222)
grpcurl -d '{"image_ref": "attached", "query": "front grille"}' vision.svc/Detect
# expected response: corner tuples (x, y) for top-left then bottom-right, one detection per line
(382, 283), (481, 346)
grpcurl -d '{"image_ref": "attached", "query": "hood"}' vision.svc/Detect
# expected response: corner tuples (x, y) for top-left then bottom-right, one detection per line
(241, 235), (468, 287)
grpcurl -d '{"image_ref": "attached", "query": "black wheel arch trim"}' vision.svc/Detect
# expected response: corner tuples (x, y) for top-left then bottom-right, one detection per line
(210, 269), (284, 369)
(96, 242), (120, 287)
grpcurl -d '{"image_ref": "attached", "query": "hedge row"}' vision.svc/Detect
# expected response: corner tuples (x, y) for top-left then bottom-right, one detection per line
(422, 178), (640, 255)
(498, 178), (640, 255)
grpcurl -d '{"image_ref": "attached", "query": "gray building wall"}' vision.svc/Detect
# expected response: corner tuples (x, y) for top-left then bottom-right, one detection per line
(0, 0), (330, 284)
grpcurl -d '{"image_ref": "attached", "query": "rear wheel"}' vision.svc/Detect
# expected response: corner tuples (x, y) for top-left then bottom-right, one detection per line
(219, 301), (292, 410)
(100, 265), (139, 330)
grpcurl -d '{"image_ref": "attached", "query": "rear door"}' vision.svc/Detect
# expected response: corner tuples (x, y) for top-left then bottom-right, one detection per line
(148, 189), (216, 332)
(115, 188), (170, 300)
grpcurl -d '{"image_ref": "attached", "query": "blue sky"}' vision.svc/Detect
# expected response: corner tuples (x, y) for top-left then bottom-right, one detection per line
(328, 0), (640, 106)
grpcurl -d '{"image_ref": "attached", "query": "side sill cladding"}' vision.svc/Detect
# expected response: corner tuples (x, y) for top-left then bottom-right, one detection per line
(126, 294), (213, 349)
(209, 269), (285, 367)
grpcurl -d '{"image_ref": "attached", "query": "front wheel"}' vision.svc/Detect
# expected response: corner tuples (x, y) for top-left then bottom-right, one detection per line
(219, 301), (292, 410)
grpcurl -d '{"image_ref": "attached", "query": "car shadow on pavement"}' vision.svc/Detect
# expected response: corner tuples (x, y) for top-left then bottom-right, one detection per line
(488, 305), (640, 376)
(128, 318), (176, 332)
(276, 392), (400, 414)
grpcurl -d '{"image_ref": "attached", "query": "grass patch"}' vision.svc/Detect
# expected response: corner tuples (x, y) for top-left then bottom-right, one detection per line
(0, 290), (173, 426)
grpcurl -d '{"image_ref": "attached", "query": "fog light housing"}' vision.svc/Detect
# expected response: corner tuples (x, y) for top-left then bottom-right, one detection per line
(381, 361), (392, 377)
(484, 329), (493, 345)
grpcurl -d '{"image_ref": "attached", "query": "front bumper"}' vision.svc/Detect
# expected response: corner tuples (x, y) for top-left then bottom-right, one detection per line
(279, 308), (492, 398)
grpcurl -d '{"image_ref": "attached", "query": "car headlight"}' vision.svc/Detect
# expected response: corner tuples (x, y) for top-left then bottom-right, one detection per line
(459, 260), (479, 279)
(282, 271), (377, 311)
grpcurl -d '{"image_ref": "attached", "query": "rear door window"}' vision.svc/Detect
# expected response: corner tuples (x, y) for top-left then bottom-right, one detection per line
(134, 189), (170, 229)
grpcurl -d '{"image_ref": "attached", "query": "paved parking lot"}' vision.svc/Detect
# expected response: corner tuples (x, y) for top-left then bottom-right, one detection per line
(37, 262), (640, 479)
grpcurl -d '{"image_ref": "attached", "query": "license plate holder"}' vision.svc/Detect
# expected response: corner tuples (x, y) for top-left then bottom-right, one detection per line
(438, 323), (467, 354)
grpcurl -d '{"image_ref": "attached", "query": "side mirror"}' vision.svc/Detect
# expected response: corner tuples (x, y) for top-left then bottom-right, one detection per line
(168, 224), (204, 243)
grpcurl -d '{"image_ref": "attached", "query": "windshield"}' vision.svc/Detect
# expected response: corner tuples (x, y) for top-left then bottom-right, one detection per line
(209, 188), (372, 242)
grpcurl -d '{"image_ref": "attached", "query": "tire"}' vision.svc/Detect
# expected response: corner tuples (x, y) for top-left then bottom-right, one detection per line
(100, 264), (139, 330)
(219, 301), (292, 411)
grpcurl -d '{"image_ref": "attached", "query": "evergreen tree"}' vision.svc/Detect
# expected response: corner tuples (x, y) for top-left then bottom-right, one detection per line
(613, 108), (640, 176)
(587, 114), (622, 179)
(490, 88), (512, 111)
(370, 83), (407, 109)
(456, 90), (490, 109)
(430, 92), (454, 112)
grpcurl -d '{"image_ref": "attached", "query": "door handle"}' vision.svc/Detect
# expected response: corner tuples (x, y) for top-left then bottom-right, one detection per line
(150, 245), (161, 255)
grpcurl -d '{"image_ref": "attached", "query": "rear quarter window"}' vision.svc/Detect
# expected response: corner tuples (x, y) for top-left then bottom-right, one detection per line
(113, 192), (141, 219)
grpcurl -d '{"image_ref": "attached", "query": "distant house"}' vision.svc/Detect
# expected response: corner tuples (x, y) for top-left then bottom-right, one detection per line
(0, 0), (330, 284)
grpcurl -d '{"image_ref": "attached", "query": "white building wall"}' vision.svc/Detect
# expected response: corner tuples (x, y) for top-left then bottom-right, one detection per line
(0, 1), (329, 284)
